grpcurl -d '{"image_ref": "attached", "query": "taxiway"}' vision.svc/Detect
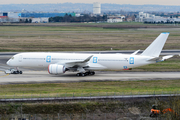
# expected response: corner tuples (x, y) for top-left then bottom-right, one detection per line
(0, 71), (180, 84)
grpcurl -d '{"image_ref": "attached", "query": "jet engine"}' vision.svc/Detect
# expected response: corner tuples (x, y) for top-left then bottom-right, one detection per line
(48, 64), (66, 74)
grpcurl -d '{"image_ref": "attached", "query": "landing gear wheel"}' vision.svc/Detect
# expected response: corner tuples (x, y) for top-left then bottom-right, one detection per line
(76, 73), (87, 77)
(92, 71), (95, 75)
(85, 72), (90, 76)
(19, 71), (23, 74)
(76, 73), (81, 76)
(90, 71), (95, 75)
(82, 73), (85, 77)
(16, 71), (19, 74)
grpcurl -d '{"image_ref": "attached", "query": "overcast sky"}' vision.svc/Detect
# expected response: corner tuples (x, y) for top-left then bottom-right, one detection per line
(1, 0), (180, 5)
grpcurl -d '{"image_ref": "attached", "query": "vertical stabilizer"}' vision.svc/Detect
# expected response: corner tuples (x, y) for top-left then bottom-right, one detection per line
(141, 33), (169, 57)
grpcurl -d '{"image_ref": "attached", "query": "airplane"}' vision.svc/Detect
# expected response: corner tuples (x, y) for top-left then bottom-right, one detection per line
(6, 32), (173, 76)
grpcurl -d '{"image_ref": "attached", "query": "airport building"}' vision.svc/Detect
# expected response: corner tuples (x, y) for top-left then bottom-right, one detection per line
(135, 12), (155, 22)
(19, 13), (75, 18)
(0, 12), (76, 23)
(135, 12), (180, 23)
(0, 12), (75, 18)
(107, 15), (125, 23)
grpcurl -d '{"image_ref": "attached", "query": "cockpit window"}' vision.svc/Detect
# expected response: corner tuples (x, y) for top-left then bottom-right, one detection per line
(11, 57), (14, 60)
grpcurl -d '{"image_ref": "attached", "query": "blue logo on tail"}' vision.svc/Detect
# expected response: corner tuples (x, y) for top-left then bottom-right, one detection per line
(129, 57), (134, 64)
(46, 56), (51, 63)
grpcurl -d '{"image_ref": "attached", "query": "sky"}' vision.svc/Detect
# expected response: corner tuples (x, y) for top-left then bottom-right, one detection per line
(1, 0), (180, 5)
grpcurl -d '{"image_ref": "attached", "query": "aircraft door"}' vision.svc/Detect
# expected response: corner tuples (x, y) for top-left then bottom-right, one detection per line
(19, 55), (22, 62)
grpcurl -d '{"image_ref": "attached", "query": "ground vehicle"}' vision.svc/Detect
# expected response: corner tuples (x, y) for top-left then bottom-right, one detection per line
(4, 68), (23, 74)
(150, 105), (175, 117)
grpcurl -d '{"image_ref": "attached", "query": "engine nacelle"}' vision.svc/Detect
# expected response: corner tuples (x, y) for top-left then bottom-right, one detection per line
(48, 64), (66, 74)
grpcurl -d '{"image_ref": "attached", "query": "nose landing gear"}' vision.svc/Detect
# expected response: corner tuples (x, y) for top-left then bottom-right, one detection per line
(4, 68), (23, 74)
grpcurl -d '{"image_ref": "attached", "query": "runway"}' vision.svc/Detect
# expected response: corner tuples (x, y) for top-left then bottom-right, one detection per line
(0, 71), (180, 84)
(1, 51), (180, 84)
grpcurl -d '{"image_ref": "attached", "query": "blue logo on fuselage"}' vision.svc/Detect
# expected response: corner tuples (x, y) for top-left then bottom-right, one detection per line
(46, 56), (51, 63)
(123, 66), (128, 69)
(93, 57), (98, 63)
(129, 57), (134, 64)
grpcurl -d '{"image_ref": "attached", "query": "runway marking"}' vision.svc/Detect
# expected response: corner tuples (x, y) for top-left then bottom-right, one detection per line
(0, 73), (9, 78)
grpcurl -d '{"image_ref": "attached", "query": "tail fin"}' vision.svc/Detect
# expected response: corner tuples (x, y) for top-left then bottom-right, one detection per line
(141, 32), (169, 57)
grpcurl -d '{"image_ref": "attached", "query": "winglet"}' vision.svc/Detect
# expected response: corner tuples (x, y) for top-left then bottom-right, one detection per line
(84, 55), (93, 63)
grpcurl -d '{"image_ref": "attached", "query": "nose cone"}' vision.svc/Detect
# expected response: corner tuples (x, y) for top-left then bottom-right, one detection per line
(6, 60), (10, 66)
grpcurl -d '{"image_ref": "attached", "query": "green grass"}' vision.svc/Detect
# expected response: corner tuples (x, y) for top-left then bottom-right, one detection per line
(0, 80), (179, 99)
(1, 24), (180, 52)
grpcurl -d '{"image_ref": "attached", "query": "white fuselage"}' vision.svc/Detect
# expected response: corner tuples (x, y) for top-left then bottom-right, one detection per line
(7, 52), (155, 71)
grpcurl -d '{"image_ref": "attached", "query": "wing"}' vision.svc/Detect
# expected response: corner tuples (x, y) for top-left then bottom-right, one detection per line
(66, 55), (93, 64)
(55, 55), (106, 72)
(64, 55), (93, 69)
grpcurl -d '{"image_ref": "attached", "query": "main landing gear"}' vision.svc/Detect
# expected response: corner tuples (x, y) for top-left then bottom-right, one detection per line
(76, 71), (95, 77)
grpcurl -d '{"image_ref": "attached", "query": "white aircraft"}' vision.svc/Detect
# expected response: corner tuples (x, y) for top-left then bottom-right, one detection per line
(6, 33), (173, 76)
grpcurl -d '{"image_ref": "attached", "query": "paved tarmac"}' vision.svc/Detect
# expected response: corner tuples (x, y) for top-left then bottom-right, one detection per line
(0, 70), (180, 84)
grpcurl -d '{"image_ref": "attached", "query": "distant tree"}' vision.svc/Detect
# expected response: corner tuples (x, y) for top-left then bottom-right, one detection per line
(29, 19), (32, 23)
(48, 13), (106, 23)
(25, 19), (28, 23)
(19, 19), (23, 23)
(64, 13), (71, 22)
(102, 15), (107, 21)
(65, 13), (68, 17)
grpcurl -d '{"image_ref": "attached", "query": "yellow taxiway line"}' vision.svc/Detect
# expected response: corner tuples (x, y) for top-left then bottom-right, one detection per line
(0, 71), (10, 78)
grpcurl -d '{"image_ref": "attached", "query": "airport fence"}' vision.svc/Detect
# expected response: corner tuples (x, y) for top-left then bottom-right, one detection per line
(0, 94), (179, 120)
(0, 90), (179, 99)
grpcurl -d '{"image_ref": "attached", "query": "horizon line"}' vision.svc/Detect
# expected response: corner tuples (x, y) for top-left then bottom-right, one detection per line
(0, 3), (180, 6)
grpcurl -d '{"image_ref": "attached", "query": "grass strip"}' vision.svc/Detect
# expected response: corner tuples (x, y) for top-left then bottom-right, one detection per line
(0, 80), (179, 99)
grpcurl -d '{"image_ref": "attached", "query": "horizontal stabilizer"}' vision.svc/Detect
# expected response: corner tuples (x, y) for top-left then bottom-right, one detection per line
(141, 33), (169, 57)
(148, 55), (173, 62)
(162, 55), (173, 61)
